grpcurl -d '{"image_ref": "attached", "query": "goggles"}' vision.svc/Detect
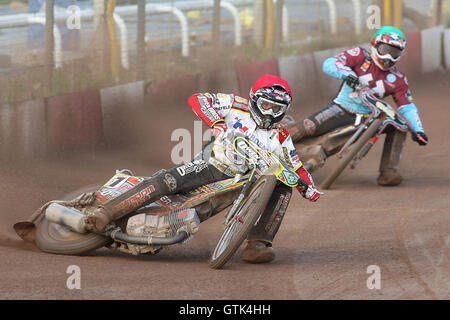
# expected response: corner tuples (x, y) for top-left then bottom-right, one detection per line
(376, 43), (403, 61)
(256, 97), (288, 117)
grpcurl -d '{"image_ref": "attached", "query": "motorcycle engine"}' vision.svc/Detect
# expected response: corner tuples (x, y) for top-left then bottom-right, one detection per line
(123, 208), (200, 255)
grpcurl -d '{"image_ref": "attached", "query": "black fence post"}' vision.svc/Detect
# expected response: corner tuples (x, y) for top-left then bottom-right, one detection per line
(274, 0), (284, 53)
(45, 0), (55, 95)
(212, 0), (221, 47)
(137, 0), (146, 81)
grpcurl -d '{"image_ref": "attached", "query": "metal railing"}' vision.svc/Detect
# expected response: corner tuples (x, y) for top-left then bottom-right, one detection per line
(0, 0), (380, 68)
(0, 0), (295, 67)
(0, 0), (256, 67)
(0, 8), (128, 69)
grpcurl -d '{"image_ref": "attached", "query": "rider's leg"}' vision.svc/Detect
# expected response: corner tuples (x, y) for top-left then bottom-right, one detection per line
(86, 147), (230, 232)
(288, 102), (356, 142)
(377, 129), (407, 186)
(242, 184), (292, 263)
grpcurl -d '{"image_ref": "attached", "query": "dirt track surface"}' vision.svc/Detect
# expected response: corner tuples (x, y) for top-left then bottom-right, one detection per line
(0, 72), (449, 300)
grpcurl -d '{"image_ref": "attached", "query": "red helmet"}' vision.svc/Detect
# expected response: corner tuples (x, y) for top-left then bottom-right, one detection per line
(249, 74), (292, 129)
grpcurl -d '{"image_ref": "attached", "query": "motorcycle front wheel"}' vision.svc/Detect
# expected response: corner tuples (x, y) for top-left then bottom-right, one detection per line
(321, 118), (383, 190)
(209, 175), (277, 269)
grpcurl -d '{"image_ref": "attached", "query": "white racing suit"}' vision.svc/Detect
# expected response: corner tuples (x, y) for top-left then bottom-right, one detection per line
(188, 92), (319, 243)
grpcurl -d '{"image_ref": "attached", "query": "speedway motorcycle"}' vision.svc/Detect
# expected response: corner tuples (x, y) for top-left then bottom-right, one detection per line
(286, 84), (418, 189)
(14, 133), (309, 270)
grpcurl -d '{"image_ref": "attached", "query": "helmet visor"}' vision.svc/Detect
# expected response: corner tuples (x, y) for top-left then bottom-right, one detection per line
(377, 43), (403, 60)
(256, 97), (288, 117)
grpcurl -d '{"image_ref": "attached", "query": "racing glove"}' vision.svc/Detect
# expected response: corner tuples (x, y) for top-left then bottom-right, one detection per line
(344, 74), (360, 89)
(298, 185), (322, 202)
(412, 131), (428, 146)
(296, 167), (322, 202)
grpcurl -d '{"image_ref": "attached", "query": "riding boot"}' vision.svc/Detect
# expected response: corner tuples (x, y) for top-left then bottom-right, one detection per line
(288, 120), (309, 142)
(85, 174), (172, 232)
(377, 130), (407, 186)
(242, 184), (292, 263)
(242, 240), (275, 263)
(287, 103), (356, 143)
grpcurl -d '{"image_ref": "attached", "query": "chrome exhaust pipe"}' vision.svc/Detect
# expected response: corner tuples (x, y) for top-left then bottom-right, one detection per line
(45, 203), (88, 234)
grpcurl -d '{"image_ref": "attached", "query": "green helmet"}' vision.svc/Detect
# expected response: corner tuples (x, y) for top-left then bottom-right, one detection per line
(370, 26), (407, 70)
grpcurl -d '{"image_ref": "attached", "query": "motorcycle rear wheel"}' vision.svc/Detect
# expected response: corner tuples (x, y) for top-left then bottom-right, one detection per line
(321, 118), (382, 190)
(35, 184), (111, 255)
(209, 175), (276, 269)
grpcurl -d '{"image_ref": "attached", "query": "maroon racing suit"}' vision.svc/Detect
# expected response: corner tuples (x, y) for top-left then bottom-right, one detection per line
(288, 46), (426, 185)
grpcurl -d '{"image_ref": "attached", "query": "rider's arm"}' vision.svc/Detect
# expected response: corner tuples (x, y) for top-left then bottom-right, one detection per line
(278, 128), (321, 202)
(391, 77), (428, 145)
(398, 103), (424, 133)
(188, 93), (230, 128)
(392, 78), (425, 133)
(323, 57), (356, 80)
(322, 47), (366, 80)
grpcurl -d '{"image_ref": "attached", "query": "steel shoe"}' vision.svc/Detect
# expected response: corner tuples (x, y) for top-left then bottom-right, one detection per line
(241, 240), (275, 264)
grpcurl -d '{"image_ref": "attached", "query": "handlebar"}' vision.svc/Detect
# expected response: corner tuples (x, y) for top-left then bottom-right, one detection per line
(351, 84), (415, 134)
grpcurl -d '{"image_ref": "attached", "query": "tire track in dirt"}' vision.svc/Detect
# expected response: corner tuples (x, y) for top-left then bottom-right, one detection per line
(397, 201), (450, 299)
(0, 72), (448, 299)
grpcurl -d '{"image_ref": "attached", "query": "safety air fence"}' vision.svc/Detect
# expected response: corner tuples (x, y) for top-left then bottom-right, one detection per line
(0, 26), (448, 161)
